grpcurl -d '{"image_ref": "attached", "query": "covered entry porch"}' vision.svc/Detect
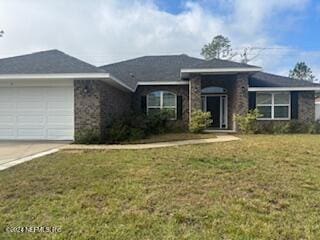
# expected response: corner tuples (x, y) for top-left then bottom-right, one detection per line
(188, 73), (250, 131)
(201, 89), (228, 129)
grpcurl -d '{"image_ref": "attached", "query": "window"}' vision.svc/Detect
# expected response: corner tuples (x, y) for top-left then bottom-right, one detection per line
(256, 92), (291, 120)
(201, 86), (227, 94)
(147, 91), (177, 119)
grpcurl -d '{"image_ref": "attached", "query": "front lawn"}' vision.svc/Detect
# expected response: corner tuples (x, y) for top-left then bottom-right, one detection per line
(1, 135), (320, 239)
(125, 132), (216, 144)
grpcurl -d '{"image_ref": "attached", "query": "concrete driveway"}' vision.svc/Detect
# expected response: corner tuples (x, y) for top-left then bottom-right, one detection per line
(0, 141), (69, 170)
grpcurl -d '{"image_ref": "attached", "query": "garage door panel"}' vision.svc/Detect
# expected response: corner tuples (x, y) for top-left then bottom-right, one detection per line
(17, 116), (45, 125)
(47, 115), (73, 125)
(0, 102), (16, 109)
(17, 88), (45, 98)
(17, 128), (46, 139)
(17, 101), (46, 110)
(47, 128), (74, 139)
(47, 110), (74, 116)
(0, 86), (74, 140)
(0, 116), (15, 124)
(47, 101), (73, 109)
(0, 88), (15, 99)
(46, 89), (73, 98)
(0, 128), (15, 138)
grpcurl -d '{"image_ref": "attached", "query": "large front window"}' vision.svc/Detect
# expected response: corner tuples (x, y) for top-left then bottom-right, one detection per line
(147, 91), (177, 119)
(256, 92), (291, 120)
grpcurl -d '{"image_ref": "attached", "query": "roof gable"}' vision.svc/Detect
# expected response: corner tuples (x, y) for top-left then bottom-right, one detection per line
(0, 50), (104, 74)
(100, 54), (259, 87)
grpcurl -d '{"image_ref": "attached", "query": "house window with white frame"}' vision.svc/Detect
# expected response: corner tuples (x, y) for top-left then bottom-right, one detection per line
(256, 92), (291, 120)
(147, 91), (177, 120)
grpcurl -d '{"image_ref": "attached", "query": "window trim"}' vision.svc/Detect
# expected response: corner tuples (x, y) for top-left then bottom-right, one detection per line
(146, 91), (177, 120)
(256, 92), (291, 121)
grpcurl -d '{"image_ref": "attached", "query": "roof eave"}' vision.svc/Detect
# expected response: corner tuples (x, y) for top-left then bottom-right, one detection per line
(0, 73), (135, 92)
(180, 67), (262, 79)
(181, 67), (262, 74)
(249, 87), (320, 92)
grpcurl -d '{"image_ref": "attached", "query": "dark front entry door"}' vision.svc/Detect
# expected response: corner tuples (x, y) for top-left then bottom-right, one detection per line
(206, 96), (220, 128)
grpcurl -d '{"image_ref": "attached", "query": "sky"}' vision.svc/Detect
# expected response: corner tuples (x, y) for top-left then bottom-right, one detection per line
(0, 0), (319, 81)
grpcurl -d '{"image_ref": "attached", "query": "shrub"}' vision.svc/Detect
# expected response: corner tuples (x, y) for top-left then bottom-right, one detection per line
(308, 121), (320, 134)
(255, 120), (320, 134)
(235, 109), (262, 134)
(287, 120), (308, 133)
(271, 122), (290, 134)
(189, 111), (212, 133)
(107, 112), (146, 143)
(74, 129), (101, 144)
(106, 110), (172, 143)
(145, 110), (171, 135)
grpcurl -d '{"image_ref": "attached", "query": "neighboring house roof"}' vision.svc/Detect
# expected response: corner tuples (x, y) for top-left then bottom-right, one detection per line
(249, 72), (320, 88)
(100, 54), (259, 88)
(0, 49), (104, 74)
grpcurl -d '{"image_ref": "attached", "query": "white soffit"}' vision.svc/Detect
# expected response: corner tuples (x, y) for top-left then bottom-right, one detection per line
(249, 87), (320, 92)
(0, 73), (135, 92)
(181, 67), (262, 74)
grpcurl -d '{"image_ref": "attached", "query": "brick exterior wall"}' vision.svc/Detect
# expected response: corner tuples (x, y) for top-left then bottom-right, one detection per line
(298, 91), (315, 123)
(132, 85), (189, 128)
(74, 80), (101, 133)
(234, 73), (249, 116)
(74, 80), (131, 138)
(74, 77), (314, 136)
(189, 75), (202, 120)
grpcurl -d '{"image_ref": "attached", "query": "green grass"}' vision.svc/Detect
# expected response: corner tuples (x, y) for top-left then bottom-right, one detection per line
(125, 132), (216, 144)
(1, 135), (320, 239)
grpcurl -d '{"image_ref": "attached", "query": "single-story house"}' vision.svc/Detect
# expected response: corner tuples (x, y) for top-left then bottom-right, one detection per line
(0, 49), (319, 140)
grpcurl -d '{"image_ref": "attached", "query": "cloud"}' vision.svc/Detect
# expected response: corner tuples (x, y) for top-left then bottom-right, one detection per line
(0, 0), (227, 64)
(0, 0), (317, 80)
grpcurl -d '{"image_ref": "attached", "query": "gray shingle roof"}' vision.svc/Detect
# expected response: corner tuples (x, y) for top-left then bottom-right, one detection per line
(100, 54), (259, 88)
(249, 72), (320, 88)
(0, 49), (104, 74)
(2, 50), (318, 90)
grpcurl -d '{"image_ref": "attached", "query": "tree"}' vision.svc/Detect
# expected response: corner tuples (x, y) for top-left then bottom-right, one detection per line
(201, 35), (235, 60)
(289, 62), (317, 82)
(0, 30), (4, 37)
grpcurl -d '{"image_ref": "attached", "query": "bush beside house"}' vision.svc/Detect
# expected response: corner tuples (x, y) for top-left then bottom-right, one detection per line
(235, 109), (262, 134)
(236, 109), (320, 134)
(189, 111), (213, 133)
(75, 110), (176, 144)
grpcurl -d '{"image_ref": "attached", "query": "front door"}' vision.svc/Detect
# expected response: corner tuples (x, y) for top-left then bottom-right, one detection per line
(206, 96), (221, 128)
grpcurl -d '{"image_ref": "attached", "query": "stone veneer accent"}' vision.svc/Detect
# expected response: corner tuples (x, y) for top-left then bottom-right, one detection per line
(133, 85), (189, 128)
(74, 80), (131, 138)
(298, 91), (315, 123)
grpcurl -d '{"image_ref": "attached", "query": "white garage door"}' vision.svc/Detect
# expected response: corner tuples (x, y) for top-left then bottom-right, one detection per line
(0, 86), (74, 140)
(316, 103), (320, 121)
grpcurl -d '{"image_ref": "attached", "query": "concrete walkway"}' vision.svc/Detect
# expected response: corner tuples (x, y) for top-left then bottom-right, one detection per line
(0, 136), (239, 171)
(62, 135), (240, 150)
